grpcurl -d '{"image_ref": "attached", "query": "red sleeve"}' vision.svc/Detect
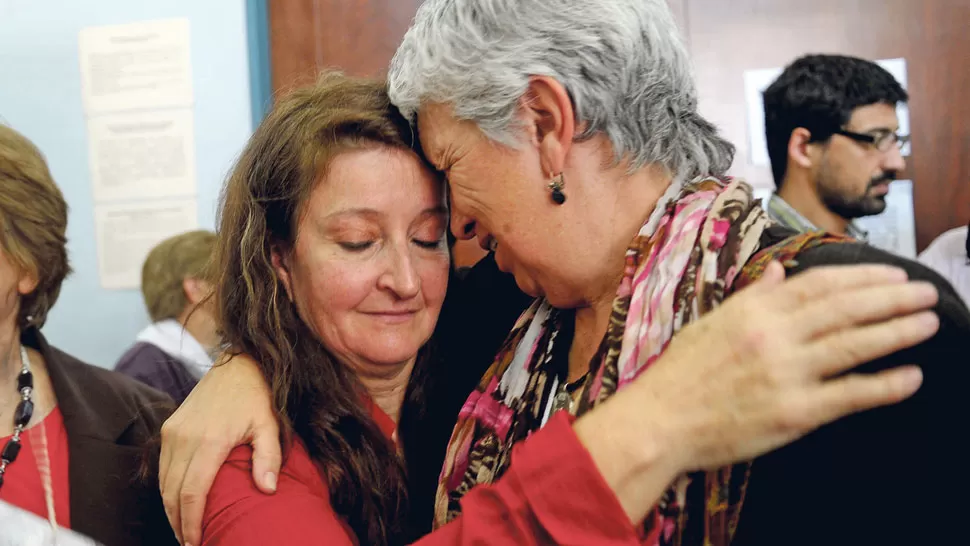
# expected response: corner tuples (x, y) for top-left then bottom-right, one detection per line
(201, 444), (355, 546)
(416, 412), (642, 545)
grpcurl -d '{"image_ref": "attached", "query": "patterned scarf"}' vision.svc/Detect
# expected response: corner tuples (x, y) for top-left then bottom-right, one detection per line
(434, 177), (842, 544)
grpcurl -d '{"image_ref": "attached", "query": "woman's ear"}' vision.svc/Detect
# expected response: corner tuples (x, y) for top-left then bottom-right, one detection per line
(271, 245), (295, 302)
(520, 75), (576, 177)
(17, 268), (39, 296)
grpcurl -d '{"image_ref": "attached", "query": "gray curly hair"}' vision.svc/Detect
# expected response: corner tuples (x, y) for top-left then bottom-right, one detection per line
(388, 0), (734, 183)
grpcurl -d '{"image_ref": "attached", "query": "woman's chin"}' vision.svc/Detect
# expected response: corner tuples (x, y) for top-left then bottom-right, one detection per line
(512, 273), (541, 299)
(355, 347), (422, 368)
(497, 253), (541, 298)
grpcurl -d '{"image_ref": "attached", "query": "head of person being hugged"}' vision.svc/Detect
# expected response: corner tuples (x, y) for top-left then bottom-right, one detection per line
(204, 72), (449, 545)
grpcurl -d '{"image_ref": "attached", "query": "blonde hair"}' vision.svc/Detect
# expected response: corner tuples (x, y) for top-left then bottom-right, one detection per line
(141, 230), (216, 322)
(0, 125), (71, 329)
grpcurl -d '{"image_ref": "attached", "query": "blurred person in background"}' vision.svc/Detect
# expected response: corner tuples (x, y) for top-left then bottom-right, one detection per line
(919, 220), (970, 306)
(763, 54), (909, 240)
(0, 124), (176, 545)
(115, 230), (219, 404)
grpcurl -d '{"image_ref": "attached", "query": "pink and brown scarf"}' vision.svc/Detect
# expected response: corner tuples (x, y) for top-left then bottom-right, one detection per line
(434, 177), (844, 544)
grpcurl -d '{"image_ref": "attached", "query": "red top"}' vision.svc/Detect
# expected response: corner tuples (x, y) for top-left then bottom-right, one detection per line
(0, 406), (71, 529)
(202, 405), (642, 545)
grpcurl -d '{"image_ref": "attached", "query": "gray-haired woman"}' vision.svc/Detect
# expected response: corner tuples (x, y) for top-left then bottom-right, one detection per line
(158, 1), (968, 545)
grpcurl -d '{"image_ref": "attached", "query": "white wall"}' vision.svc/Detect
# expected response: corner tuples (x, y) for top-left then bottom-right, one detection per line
(0, 0), (253, 367)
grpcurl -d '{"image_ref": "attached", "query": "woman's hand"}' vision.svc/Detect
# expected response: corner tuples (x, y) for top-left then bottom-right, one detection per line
(159, 353), (280, 546)
(575, 262), (938, 523)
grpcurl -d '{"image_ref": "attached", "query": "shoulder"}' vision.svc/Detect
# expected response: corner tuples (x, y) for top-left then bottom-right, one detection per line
(920, 226), (968, 258)
(203, 440), (355, 546)
(793, 241), (969, 324)
(55, 346), (174, 406)
(113, 342), (197, 403)
(48, 344), (175, 428)
(790, 241), (969, 367)
(736, 240), (970, 544)
(918, 227), (969, 276)
(114, 342), (175, 373)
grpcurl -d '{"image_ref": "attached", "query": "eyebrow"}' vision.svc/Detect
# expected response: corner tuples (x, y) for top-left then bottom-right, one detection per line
(850, 124), (899, 134)
(324, 208), (382, 221)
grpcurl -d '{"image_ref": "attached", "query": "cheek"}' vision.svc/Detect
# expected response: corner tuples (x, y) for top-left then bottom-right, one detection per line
(841, 150), (877, 181)
(451, 151), (537, 227)
(448, 185), (476, 220)
(0, 262), (25, 319)
(289, 258), (372, 330)
(417, 252), (450, 311)
(0, 282), (17, 318)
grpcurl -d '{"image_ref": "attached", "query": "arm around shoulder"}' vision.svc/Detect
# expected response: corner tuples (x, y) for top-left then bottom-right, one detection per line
(201, 444), (356, 546)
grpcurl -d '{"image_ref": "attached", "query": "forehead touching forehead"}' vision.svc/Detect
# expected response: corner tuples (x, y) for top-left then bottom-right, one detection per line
(415, 104), (458, 169)
(311, 146), (446, 220)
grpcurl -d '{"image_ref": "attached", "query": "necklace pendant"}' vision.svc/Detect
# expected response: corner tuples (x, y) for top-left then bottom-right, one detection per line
(0, 346), (33, 493)
(17, 369), (33, 392)
(14, 398), (33, 428)
(551, 391), (574, 414)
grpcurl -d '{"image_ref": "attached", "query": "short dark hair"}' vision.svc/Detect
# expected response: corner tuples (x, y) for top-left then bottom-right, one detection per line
(763, 54), (908, 188)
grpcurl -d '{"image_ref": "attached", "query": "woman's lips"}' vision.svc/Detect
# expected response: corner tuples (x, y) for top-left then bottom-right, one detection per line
(363, 310), (418, 323)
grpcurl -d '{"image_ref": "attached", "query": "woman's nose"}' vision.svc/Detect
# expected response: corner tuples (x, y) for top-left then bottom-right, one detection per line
(377, 246), (420, 299)
(450, 207), (476, 241)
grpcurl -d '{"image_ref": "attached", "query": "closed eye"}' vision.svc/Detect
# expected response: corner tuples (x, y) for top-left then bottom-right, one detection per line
(339, 241), (374, 251)
(413, 238), (442, 250)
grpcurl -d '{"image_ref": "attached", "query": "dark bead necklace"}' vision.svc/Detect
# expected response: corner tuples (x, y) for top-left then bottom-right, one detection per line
(0, 345), (35, 490)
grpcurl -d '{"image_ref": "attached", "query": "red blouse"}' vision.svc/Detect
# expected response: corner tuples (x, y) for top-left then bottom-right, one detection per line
(202, 404), (641, 545)
(0, 406), (71, 529)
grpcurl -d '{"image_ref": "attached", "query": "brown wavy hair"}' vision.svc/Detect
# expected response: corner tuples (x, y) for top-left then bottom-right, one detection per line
(213, 72), (431, 545)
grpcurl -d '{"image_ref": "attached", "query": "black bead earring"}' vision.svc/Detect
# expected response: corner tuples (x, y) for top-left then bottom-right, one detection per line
(548, 173), (566, 205)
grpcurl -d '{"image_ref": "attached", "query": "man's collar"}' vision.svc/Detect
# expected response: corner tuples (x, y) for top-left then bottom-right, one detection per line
(766, 194), (868, 241)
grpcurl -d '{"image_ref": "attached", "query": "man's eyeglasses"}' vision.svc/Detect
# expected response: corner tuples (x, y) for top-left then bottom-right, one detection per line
(834, 129), (910, 153)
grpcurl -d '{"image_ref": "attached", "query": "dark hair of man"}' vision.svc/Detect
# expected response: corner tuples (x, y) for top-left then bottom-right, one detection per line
(763, 54), (908, 189)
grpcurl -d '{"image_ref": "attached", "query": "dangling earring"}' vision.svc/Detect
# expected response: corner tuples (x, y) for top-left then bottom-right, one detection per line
(548, 172), (566, 205)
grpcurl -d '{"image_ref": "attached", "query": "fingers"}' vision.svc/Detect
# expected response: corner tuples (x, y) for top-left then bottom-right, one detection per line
(157, 352), (275, 545)
(249, 419), (282, 494)
(796, 281), (939, 340)
(767, 264), (909, 308)
(160, 418), (193, 545)
(754, 260), (786, 287)
(809, 365), (924, 427)
(179, 440), (235, 546)
(806, 310), (940, 378)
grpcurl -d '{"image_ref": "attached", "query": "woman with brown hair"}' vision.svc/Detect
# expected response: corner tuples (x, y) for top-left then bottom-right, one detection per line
(197, 72), (453, 545)
(0, 124), (176, 545)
